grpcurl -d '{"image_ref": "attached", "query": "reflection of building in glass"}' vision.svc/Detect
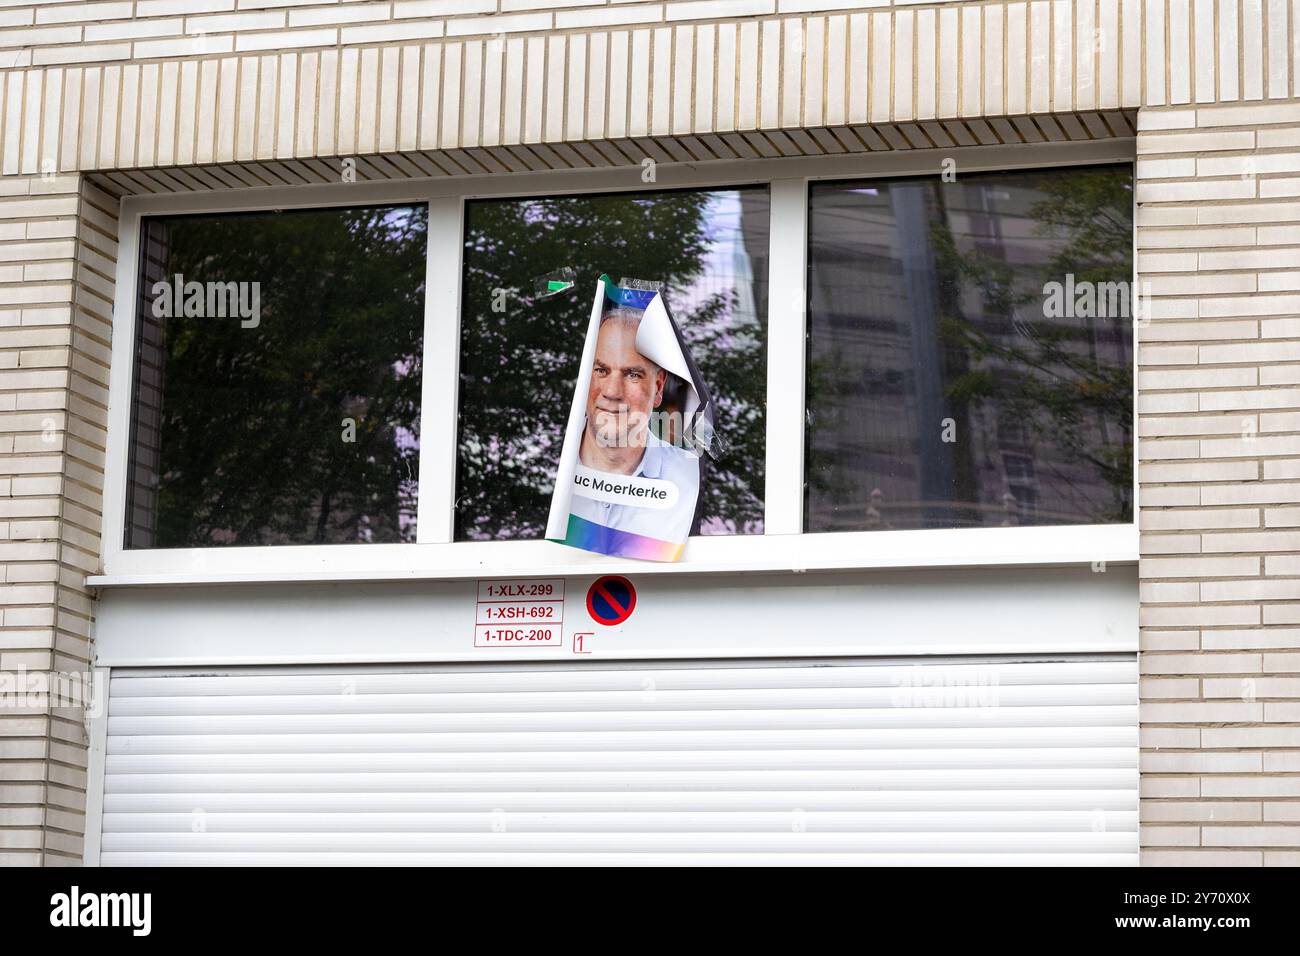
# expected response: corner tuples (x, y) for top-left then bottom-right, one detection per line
(123, 221), (170, 550)
(667, 191), (769, 536)
(806, 167), (1134, 533)
(668, 192), (764, 335)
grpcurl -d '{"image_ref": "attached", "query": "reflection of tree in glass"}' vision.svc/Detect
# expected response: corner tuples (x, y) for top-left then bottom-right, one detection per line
(928, 168), (1134, 524)
(148, 206), (427, 546)
(457, 190), (768, 541)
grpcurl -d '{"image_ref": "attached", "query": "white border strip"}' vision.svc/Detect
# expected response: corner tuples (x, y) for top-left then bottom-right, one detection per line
(89, 523), (1136, 587)
(81, 666), (110, 867)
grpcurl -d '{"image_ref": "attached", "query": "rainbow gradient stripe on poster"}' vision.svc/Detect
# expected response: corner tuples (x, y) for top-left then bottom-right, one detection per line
(561, 513), (685, 562)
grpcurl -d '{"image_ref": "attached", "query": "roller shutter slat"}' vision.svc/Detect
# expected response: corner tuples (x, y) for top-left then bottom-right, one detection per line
(102, 810), (1139, 833)
(99, 831), (1139, 853)
(107, 726), (1137, 755)
(105, 704), (1137, 736)
(103, 747), (1136, 774)
(107, 684), (1134, 716)
(107, 661), (1137, 697)
(103, 768), (1140, 793)
(102, 788), (1139, 813)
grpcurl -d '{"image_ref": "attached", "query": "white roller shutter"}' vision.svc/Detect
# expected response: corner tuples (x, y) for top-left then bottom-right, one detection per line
(99, 656), (1138, 866)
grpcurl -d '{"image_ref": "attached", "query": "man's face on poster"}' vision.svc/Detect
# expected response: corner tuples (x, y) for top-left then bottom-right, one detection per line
(586, 314), (667, 450)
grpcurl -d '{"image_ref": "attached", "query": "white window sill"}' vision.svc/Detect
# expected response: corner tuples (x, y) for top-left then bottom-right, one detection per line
(87, 523), (1137, 588)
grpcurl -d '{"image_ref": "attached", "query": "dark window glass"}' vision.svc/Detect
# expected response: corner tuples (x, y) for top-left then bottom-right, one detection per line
(125, 204), (427, 548)
(456, 187), (769, 541)
(806, 165), (1134, 532)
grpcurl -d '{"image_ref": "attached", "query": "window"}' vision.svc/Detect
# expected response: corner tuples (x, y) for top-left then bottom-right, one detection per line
(123, 204), (428, 548)
(107, 151), (1136, 578)
(805, 165), (1134, 533)
(455, 187), (770, 541)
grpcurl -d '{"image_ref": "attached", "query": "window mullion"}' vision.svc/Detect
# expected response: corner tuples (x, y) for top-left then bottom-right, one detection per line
(763, 178), (809, 536)
(415, 195), (465, 544)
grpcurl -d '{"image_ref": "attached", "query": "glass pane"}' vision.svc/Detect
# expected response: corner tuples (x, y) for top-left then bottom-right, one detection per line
(806, 165), (1134, 532)
(456, 187), (770, 541)
(124, 204), (427, 548)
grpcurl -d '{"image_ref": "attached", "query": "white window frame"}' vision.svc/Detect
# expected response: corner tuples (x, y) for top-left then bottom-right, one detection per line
(93, 139), (1138, 587)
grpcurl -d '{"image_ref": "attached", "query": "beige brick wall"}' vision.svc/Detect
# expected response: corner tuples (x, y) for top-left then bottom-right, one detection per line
(0, 174), (112, 865)
(0, 1), (1117, 70)
(0, 0), (1283, 176)
(1137, 98), (1300, 866)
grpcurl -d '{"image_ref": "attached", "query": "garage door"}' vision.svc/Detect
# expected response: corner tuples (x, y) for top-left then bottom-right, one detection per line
(97, 656), (1138, 865)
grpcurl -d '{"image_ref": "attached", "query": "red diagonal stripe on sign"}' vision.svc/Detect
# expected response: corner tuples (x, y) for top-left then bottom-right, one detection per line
(595, 583), (627, 618)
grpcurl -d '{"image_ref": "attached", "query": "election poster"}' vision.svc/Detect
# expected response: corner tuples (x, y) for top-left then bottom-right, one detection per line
(545, 275), (717, 562)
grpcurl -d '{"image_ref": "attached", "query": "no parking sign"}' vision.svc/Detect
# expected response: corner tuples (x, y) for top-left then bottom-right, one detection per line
(586, 576), (636, 626)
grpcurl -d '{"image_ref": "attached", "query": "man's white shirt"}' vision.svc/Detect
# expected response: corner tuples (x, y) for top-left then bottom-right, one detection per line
(570, 430), (700, 542)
